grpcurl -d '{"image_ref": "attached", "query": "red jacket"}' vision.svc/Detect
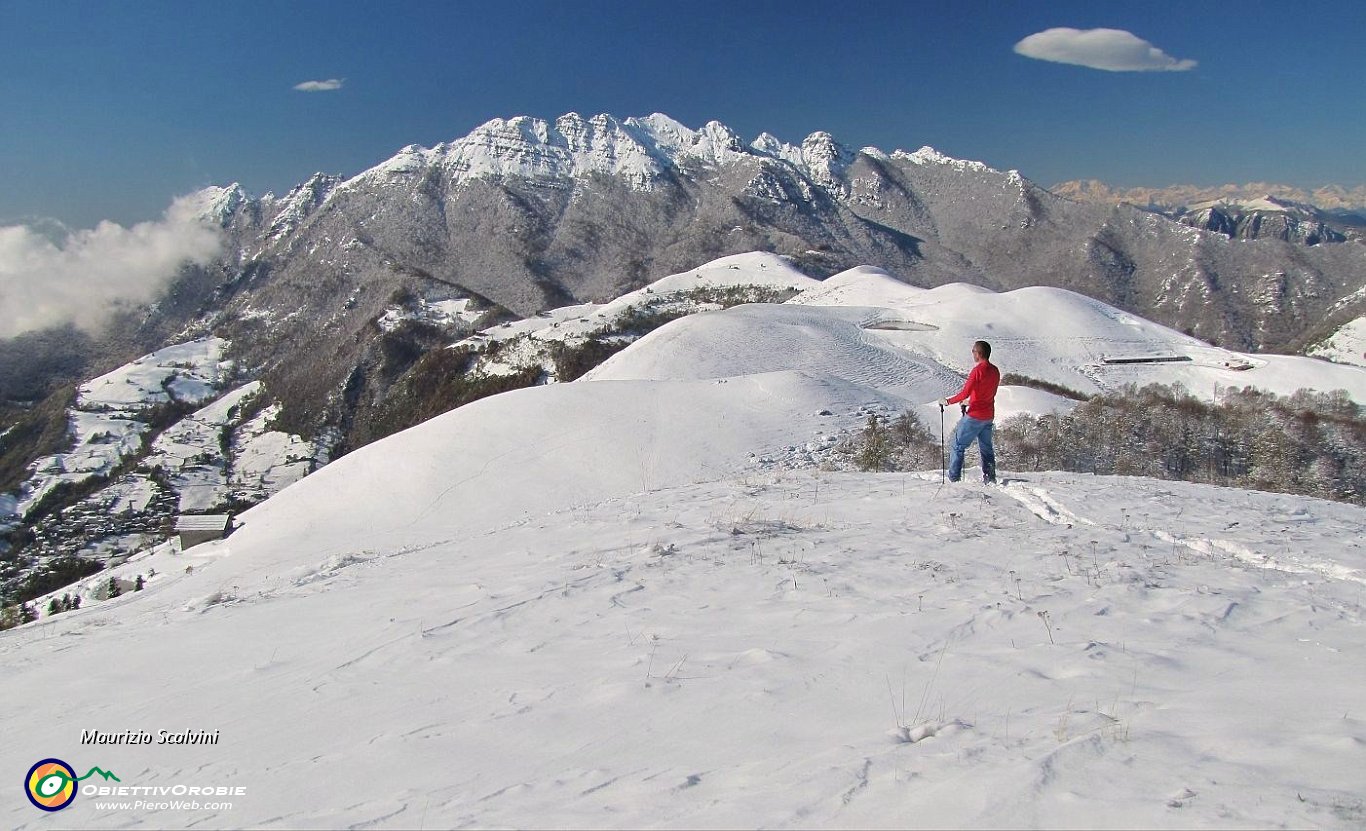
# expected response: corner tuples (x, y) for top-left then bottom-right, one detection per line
(947, 359), (1000, 421)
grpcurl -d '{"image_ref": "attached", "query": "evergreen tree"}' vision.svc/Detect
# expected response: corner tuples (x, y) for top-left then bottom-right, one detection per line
(47, 597), (61, 616)
(108, 576), (121, 598)
(134, 575), (144, 592)
(856, 414), (891, 471)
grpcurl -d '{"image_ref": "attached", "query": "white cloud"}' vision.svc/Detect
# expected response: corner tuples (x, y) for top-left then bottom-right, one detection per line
(293, 78), (344, 92)
(1014, 28), (1197, 72)
(0, 195), (223, 339)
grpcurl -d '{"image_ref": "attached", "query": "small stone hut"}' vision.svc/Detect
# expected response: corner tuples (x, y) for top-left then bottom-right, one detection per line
(174, 515), (232, 550)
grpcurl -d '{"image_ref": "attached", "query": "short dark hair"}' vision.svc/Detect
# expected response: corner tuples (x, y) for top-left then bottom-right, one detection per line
(974, 340), (991, 359)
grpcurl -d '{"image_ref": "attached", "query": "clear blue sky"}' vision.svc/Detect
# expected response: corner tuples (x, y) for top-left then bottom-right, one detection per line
(2, 0), (1363, 228)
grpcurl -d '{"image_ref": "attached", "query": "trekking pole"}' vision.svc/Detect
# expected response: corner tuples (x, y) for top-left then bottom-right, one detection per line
(938, 403), (945, 484)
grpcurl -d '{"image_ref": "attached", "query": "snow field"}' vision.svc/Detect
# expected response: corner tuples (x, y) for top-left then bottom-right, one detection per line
(78, 338), (229, 410)
(220, 370), (904, 561)
(4, 253), (1365, 828)
(376, 298), (484, 333)
(584, 304), (959, 399)
(4, 472), (1363, 829)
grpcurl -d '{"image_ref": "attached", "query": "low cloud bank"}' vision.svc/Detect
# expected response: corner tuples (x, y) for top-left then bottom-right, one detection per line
(0, 195), (223, 339)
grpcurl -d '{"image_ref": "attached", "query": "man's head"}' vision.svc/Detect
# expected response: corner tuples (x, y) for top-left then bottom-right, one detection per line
(973, 340), (992, 361)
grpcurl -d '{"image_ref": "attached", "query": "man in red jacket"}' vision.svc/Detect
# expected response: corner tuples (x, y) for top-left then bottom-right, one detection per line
(941, 340), (1000, 483)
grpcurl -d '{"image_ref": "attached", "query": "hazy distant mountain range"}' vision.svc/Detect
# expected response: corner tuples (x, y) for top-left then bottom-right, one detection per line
(1053, 180), (1366, 244)
(1051, 179), (1366, 215)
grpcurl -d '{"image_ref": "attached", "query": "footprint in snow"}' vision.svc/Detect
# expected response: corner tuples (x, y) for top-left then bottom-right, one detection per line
(1167, 788), (1198, 808)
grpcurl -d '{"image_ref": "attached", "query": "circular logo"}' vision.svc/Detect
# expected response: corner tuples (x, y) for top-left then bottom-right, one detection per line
(26, 758), (78, 812)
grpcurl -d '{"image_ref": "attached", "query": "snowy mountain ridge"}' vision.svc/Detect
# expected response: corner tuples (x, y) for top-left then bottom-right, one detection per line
(209, 112), (1002, 216)
(190, 110), (1365, 362)
(339, 112), (935, 197)
(1186, 195), (1316, 215)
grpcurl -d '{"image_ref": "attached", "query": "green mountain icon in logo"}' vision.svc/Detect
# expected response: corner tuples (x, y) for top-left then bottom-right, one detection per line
(77, 767), (121, 783)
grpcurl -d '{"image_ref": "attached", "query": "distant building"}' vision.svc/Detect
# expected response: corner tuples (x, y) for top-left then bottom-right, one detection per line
(174, 515), (232, 550)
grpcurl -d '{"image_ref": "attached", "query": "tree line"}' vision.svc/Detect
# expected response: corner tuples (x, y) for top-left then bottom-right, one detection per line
(851, 383), (1364, 506)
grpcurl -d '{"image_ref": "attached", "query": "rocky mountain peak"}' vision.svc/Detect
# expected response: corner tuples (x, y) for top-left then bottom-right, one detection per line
(264, 173), (344, 242)
(894, 145), (997, 175)
(192, 183), (250, 228)
(796, 131), (851, 193)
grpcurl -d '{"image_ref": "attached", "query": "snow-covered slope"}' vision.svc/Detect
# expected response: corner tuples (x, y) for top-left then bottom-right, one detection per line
(791, 266), (1366, 401)
(2, 339), (328, 566)
(586, 304), (957, 395)
(5, 253), (1360, 568)
(3, 255), (1365, 829)
(223, 370), (887, 565)
(1309, 316), (1366, 367)
(5, 469), (1364, 829)
(12, 338), (231, 518)
(458, 251), (820, 378)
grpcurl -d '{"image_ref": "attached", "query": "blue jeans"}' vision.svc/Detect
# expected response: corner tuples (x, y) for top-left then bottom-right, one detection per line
(949, 416), (995, 482)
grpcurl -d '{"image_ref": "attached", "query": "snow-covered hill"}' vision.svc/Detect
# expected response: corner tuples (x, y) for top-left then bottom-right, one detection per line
(4, 253), (1362, 583)
(3, 255), (1366, 828)
(1310, 316), (1366, 367)
(786, 265), (1366, 401)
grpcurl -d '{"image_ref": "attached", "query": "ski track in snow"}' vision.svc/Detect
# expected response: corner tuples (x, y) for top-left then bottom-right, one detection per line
(997, 483), (1096, 527)
(995, 478), (1366, 589)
